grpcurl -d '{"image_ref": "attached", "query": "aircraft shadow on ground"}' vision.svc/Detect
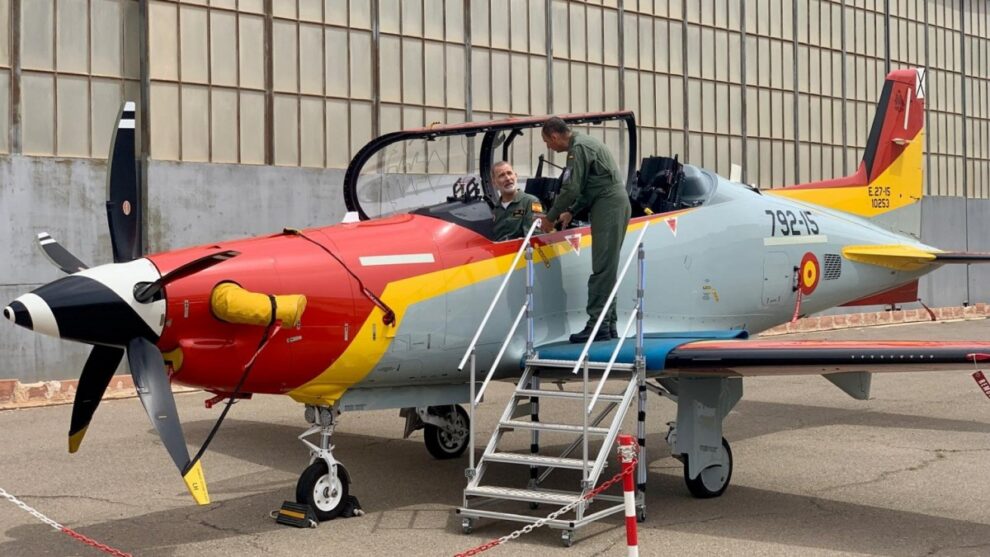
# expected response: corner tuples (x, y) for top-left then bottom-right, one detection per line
(3, 399), (988, 556)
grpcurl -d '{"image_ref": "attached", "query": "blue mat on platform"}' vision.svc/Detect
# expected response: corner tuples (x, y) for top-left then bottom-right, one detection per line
(531, 330), (749, 370)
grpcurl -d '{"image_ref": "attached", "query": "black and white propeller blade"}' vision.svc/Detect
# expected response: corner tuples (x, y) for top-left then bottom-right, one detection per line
(36, 232), (89, 274)
(106, 101), (142, 264)
(128, 337), (210, 504)
(68, 345), (125, 453)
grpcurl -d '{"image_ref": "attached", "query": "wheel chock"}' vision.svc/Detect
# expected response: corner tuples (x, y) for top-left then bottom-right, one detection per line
(272, 501), (318, 528)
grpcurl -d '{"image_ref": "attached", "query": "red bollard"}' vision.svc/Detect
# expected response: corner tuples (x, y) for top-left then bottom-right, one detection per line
(617, 434), (639, 557)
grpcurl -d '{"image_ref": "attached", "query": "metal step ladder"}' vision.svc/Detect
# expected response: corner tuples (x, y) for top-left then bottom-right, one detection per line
(455, 221), (651, 547)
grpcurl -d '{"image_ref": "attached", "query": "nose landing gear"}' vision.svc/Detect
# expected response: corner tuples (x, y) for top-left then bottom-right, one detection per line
(296, 404), (352, 521)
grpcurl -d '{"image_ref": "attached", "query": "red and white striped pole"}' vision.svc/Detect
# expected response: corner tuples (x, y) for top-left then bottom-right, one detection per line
(617, 434), (639, 557)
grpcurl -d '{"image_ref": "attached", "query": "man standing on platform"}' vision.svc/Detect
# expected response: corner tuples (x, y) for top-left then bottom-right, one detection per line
(540, 117), (631, 343)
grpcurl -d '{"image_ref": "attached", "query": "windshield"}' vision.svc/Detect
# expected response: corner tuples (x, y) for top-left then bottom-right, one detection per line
(355, 135), (474, 219)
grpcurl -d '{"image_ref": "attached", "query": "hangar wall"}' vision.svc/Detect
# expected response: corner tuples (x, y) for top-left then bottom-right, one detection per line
(1, 0), (989, 381)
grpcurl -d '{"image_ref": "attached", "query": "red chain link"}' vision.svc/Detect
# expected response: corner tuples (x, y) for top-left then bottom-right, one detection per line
(61, 527), (133, 557)
(454, 458), (638, 557)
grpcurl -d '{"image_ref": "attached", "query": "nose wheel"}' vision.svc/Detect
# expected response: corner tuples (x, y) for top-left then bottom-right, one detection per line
(298, 404), (352, 520)
(296, 460), (351, 521)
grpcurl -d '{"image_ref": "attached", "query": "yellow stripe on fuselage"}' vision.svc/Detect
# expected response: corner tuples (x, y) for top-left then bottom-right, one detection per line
(769, 130), (924, 218)
(286, 212), (682, 406)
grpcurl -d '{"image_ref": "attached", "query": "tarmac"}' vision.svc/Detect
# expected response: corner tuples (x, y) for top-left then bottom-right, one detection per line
(2, 318), (990, 556)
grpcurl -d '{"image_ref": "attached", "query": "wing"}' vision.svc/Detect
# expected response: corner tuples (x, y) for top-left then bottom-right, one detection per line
(663, 339), (990, 376)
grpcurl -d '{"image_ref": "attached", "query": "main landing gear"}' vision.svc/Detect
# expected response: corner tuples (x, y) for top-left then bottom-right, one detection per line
(297, 404), (352, 520)
(659, 376), (741, 499)
(401, 405), (470, 460)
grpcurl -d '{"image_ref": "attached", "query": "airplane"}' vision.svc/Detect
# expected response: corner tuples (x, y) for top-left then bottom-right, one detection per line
(4, 67), (990, 525)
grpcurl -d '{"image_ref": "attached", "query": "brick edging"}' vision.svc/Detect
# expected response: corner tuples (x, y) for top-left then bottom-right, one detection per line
(0, 375), (197, 410)
(760, 303), (990, 336)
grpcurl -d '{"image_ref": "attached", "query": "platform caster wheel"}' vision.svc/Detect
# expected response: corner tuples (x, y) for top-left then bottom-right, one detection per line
(637, 508), (646, 522)
(296, 460), (350, 521)
(683, 437), (733, 499)
(461, 518), (474, 535)
(560, 529), (574, 547)
(425, 405), (470, 460)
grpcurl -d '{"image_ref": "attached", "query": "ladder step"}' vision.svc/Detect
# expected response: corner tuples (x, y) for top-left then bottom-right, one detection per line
(515, 389), (624, 403)
(527, 358), (636, 371)
(500, 420), (610, 435)
(464, 486), (580, 505)
(485, 452), (591, 470)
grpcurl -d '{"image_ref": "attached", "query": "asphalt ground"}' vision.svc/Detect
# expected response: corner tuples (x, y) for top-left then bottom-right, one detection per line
(2, 318), (990, 556)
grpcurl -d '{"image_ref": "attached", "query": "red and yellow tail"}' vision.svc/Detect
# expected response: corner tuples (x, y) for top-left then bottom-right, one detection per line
(771, 68), (926, 218)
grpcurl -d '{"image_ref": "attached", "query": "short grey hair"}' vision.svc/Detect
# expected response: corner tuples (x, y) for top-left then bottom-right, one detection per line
(541, 117), (570, 136)
(491, 160), (512, 175)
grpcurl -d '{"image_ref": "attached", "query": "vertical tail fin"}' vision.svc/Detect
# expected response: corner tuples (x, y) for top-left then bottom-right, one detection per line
(772, 68), (926, 219)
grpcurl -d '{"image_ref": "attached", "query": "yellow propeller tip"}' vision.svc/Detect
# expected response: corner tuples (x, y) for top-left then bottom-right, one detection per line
(68, 427), (88, 454)
(183, 461), (211, 505)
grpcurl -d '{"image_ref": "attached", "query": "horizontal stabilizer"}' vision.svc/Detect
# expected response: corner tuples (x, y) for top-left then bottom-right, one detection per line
(843, 245), (990, 271)
(842, 244), (936, 271)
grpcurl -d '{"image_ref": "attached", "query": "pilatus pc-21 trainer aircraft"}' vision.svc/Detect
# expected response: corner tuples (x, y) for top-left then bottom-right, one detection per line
(5, 68), (990, 528)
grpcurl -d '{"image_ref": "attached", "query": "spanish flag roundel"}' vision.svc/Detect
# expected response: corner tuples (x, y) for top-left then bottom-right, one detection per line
(799, 252), (820, 295)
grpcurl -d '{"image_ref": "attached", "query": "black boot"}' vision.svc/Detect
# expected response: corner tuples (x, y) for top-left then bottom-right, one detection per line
(569, 325), (610, 344)
(609, 324), (619, 339)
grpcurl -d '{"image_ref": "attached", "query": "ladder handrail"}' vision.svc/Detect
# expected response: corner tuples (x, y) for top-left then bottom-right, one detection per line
(587, 300), (640, 413)
(474, 301), (528, 404)
(569, 222), (650, 376)
(457, 218), (543, 371)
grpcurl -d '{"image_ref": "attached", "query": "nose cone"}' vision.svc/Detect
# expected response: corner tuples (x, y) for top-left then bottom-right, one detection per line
(4, 301), (33, 329)
(5, 259), (165, 346)
(4, 294), (59, 337)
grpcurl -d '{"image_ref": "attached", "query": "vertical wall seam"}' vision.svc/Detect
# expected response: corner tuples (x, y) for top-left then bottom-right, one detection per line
(138, 0), (151, 255)
(544, 0), (552, 115)
(10, 0), (21, 154)
(681, 0), (688, 162)
(739, 0), (747, 183)
(792, 0), (800, 184)
(840, 0), (848, 173)
(263, 0), (273, 166)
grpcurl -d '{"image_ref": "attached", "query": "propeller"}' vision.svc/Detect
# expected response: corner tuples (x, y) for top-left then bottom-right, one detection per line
(24, 101), (225, 505)
(129, 338), (209, 504)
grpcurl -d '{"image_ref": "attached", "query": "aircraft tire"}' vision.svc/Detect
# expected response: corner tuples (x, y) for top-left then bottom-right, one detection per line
(683, 437), (732, 499)
(296, 460), (350, 521)
(424, 404), (470, 460)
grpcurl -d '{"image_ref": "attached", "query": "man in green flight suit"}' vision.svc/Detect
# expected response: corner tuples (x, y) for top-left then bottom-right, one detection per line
(540, 117), (631, 343)
(491, 160), (544, 241)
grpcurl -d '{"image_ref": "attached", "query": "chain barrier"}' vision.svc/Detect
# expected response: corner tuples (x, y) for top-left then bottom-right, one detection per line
(0, 487), (133, 557)
(454, 456), (638, 557)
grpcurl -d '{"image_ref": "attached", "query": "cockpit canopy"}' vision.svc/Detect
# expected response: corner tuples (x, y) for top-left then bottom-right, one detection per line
(342, 112), (638, 223)
(341, 111), (720, 239)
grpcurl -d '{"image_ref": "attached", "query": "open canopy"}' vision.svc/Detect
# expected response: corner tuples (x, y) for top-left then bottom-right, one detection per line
(342, 112), (638, 222)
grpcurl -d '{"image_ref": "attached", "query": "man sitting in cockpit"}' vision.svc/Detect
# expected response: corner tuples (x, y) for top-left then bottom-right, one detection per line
(491, 161), (545, 241)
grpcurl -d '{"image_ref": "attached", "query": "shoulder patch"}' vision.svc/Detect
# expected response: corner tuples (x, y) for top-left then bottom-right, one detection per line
(532, 201), (543, 213)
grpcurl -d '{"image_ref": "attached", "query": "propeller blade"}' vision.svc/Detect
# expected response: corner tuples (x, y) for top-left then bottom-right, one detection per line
(68, 345), (124, 453)
(37, 232), (89, 274)
(106, 101), (142, 263)
(127, 337), (210, 505)
(134, 250), (240, 303)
